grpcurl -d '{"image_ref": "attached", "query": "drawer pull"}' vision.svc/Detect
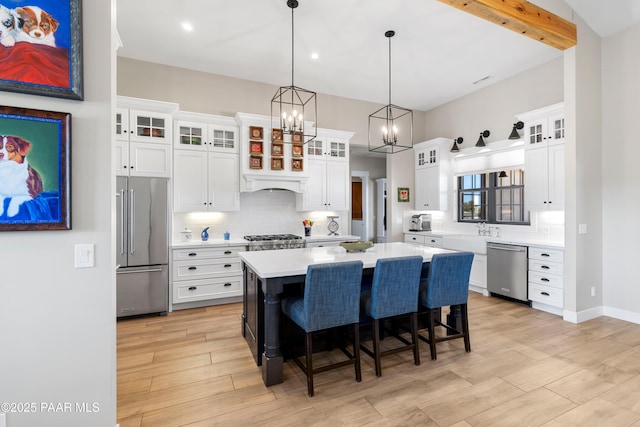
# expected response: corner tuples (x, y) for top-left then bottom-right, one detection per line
(541, 291), (550, 296)
(188, 266), (197, 271)
(541, 277), (550, 282)
(188, 253), (197, 257)
(224, 283), (232, 287)
(541, 265), (550, 269)
(430, 239), (436, 243)
(224, 264), (232, 268)
(224, 250), (232, 255)
(541, 253), (550, 257)
(188, 286), (197, 291)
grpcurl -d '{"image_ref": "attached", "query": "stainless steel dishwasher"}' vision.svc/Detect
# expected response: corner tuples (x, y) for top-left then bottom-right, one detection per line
(487, 243), (529, 304)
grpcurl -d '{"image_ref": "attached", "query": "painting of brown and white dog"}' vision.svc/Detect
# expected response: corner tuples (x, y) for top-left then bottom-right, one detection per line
(14, 6), (59, 47)
(0, 135), (43, 217)
(0, 4), (18, 47)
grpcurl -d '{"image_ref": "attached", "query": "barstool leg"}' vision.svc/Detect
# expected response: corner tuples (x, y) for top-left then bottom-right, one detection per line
(354, 323), (361, 382)
(373, 318), (382, 377)
(305, 331), (314, 397)
(427, 308), (437, 360)
(461, 304), (471, 353)
(411, 312), (420, 366)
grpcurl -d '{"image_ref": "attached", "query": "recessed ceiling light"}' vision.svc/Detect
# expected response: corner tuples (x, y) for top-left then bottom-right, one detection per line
(181, 22), (194, 32)
(311, 52), (319, 60)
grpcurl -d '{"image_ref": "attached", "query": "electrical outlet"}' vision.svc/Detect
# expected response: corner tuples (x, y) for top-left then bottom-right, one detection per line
(579, 224), (588, 234)
(591, 286), (596, 297)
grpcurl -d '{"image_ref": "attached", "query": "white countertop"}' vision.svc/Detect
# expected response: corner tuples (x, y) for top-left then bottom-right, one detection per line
(404, 231), (564, 249)
(172, 238), (248, 248)
(238, 242), (453, 278)
(304, 234), (361, 242)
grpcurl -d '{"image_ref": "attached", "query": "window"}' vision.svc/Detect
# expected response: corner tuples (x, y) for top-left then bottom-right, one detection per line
(458, 169), (528, 225)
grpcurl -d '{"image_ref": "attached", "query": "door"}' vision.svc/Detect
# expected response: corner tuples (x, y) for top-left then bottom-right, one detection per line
(208, 152), (240, 211)
(351, 180), (364, 238)
(127, 177), (168, 267)
(174, 150), (208, 212)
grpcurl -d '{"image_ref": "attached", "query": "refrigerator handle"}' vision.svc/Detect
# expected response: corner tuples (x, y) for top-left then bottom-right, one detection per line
(118, 189), (125, 255)
(130, 189), (135, 255)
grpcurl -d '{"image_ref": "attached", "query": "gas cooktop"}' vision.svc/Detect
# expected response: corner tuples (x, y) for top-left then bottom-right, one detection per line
(243, 234), (303, 242)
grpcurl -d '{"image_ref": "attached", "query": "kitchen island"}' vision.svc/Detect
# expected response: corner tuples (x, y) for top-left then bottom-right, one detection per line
(239, 242), (452, 386)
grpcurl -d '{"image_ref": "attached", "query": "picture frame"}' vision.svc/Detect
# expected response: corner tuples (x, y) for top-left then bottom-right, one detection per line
(292, 131), (303, 144)
(249, 126), (263, 140)
(271, 142), (283, 156)
(271, 158), (283, 170)
(0, 0), (83, 100)
(271, 128), (283, 142)
(249, 155), (262, 169)
(0, 106), (71, 231)
(398, 187), (410, 203)
(291, 144), (303, 157)
(250, 141), (263, 154)
(291, 158), (303, 172)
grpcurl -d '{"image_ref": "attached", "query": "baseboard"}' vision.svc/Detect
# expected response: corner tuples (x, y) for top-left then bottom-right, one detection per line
(563, 306), (602, 323)
(531, 301), (563, 316)
(603, 306), (640, 325)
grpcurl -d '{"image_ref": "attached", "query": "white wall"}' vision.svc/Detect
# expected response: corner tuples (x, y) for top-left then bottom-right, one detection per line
(601, 22), (640, 322)
(563, 13), (604, 318)
(0, 2), (116, 427)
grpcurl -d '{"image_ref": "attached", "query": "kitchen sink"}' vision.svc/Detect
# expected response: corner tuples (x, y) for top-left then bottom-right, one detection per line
(441, 234), (488, 254)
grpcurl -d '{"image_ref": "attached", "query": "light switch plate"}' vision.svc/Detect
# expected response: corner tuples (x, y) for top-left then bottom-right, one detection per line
(578, 224), (588, 234)
(75, 244), (95, 268)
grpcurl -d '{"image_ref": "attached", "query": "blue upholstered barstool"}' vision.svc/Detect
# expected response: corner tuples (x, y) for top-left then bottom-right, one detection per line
(360, 256), (423, 377)
(418, 252), (474, 360)
(281, 261), (363, 397)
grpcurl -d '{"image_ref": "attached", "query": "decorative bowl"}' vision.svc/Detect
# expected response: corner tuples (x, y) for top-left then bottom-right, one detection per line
(340, 240), (373, 253)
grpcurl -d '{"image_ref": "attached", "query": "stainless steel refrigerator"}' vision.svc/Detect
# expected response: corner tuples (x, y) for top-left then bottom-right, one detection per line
(116, 176), (169, 318)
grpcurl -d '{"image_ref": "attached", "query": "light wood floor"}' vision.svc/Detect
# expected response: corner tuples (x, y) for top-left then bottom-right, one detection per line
(117, 293), (640, 426)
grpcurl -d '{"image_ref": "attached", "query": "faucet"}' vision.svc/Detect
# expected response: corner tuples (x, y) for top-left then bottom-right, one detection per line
(476, 223), (482, 236)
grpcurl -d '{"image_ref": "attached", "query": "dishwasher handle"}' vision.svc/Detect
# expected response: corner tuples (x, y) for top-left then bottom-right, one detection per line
(487, 244), (527, 253)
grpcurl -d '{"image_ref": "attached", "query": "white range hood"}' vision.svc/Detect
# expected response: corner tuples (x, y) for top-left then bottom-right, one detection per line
(235, 112), (311, 193)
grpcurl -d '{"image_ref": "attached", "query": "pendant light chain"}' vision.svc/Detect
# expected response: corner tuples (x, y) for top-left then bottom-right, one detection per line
(388, 33), (392, 108)
(291, 4), (295, 87)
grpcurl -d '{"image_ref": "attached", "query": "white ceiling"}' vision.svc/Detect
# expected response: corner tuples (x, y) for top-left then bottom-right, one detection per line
(116, 0), (639, 112)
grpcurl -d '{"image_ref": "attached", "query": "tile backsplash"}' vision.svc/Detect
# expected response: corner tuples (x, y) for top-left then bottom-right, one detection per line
(172, 190), (348, 242)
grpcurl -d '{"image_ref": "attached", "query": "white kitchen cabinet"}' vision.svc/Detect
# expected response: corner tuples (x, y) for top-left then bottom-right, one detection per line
(414, 138), (449, 211)
(528, 246), (564, 315)
(519, 103), (564, 211)
(469, 254), (487, 295)
(115, 98), (178, 177)
(173, 113), (240, 212)
(173, 151), (239, 212)
(524, 141), (564, 211)
(171, 245), (244, 307)
(403, 233), (442, 248)
(297, 135), (350, 211)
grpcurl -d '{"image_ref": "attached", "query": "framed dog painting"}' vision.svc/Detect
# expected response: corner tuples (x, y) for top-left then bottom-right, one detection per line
(0, 106), (71, 231)
(0, 0), (83, 100)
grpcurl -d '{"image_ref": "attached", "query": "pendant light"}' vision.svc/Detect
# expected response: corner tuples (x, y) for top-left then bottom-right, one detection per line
(271, 0), (317, 144)
(508, 121), (524, 139)
(476, 130), (490, 147)
(450, 137), (463, 153)
(368, 30), (413, 154)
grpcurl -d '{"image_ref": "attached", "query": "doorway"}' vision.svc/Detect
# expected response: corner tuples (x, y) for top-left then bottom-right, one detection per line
(351, 171), (369, 240)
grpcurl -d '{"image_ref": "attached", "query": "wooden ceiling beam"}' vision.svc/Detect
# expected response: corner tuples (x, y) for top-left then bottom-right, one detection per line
(437, 0), (577, 50)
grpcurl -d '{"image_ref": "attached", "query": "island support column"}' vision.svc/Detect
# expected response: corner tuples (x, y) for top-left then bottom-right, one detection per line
(262, 278), (284, 386)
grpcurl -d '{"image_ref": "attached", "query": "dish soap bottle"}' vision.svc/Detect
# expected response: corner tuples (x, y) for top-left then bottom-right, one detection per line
(201, 227), (209, 241)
